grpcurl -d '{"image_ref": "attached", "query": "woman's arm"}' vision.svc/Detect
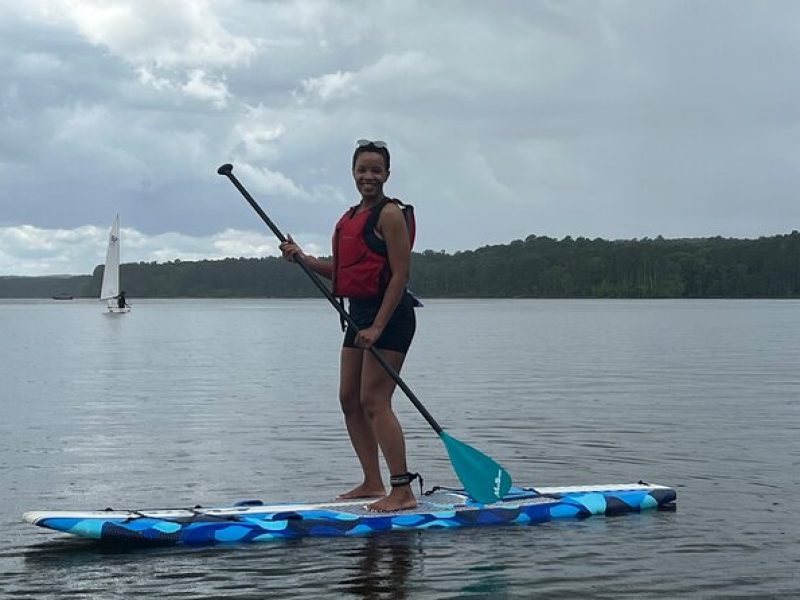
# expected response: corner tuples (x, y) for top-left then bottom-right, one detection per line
(279, 235), (333, 279)
(356, 203), (410, 347)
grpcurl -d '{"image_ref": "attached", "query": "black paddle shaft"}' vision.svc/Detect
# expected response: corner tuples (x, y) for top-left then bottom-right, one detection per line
(217, 163), (443, 435)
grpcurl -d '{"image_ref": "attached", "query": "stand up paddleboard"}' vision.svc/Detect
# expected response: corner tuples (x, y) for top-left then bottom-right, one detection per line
(23, 481), (676, 546)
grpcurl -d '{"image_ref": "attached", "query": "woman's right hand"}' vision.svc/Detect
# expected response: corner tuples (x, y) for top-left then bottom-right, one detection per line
(279, 234), (304, 262)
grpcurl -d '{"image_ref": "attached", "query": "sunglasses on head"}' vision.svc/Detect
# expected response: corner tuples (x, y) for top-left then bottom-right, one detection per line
(356, 139), (388, 149)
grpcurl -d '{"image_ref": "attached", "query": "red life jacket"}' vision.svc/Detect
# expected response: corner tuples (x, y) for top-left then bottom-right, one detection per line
(332, 197), (415, 299)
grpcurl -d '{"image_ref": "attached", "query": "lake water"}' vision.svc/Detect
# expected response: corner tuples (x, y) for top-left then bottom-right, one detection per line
(1, 298), (798, 598)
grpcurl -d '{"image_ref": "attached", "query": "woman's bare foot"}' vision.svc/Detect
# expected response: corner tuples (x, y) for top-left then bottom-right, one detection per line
(337, 482), (386, 500)
(367, 487), (417, 512)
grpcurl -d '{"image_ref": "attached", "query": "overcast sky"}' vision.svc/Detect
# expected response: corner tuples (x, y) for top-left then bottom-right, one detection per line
(2, 0), (799, 275)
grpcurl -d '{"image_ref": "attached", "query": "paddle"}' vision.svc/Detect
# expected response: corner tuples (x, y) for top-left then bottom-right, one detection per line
(217, 163), (512, 503)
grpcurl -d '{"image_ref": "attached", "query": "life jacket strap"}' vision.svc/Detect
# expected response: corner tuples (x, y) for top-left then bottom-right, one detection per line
(364, 198), (416, 256)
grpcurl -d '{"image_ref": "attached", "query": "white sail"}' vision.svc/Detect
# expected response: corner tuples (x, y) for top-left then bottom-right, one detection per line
(100, 214), (121, 301)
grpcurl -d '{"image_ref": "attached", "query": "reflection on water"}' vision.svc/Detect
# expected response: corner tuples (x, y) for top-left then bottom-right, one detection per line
(20, 530), (423, 600)
(336, 533), (419, 600)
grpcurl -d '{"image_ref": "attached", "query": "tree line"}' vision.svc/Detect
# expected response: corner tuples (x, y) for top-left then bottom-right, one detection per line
(411, 231), (800, 298)
(2, 231), (798, 298)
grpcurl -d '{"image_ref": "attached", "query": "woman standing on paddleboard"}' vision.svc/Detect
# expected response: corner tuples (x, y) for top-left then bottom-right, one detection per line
(279, 139), (419, 512)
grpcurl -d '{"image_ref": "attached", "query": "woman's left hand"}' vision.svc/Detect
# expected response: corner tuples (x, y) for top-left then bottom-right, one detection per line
(356, 325), (383, 349)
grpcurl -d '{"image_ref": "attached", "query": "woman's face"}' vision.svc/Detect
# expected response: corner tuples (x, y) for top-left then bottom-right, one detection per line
(353, 152), (389, 200)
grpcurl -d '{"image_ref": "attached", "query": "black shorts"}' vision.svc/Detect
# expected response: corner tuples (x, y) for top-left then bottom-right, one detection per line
(343, 293), (416, 354)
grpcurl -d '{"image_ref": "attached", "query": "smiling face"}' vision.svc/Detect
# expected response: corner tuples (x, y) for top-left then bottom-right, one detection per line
(352, 151), (390, 201)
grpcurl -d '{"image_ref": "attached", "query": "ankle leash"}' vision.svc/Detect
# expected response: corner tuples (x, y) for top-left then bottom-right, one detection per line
(390, 472), (424, 495)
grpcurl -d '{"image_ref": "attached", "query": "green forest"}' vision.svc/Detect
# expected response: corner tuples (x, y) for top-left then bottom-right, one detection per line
(2, 231), (799, 299)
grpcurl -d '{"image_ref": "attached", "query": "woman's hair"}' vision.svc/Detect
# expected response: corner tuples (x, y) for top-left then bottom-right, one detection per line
(352, 142), (390, 171)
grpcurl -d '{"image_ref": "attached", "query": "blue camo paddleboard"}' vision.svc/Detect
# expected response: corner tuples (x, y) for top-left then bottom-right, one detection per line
(23, 482), (676, 546)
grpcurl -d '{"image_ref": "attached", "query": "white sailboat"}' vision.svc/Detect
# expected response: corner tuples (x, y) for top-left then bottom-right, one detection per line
(100, 214), (131, 314)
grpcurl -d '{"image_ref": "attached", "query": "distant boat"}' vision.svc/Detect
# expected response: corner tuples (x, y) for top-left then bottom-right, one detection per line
(52, 293), (73, 301)
(100, 214), (131, 314)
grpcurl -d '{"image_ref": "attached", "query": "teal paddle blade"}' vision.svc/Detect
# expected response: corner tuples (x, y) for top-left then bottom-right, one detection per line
(439, 431), (513, 504)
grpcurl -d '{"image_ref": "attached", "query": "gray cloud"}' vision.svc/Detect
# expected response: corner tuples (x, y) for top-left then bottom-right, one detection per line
(2, 0), (799, 274)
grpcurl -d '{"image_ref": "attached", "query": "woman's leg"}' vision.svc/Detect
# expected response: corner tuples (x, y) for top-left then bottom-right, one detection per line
(337, 347), (386, 499)
(359, 348), (417, 511)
